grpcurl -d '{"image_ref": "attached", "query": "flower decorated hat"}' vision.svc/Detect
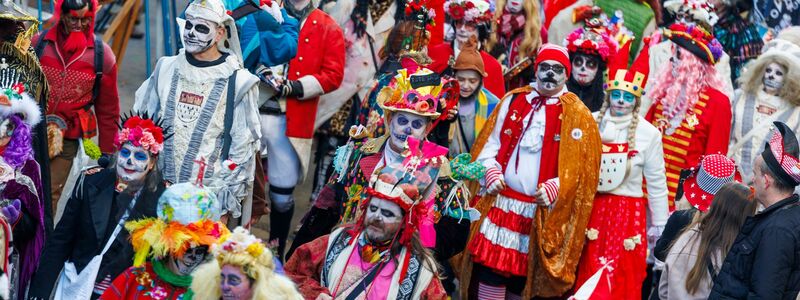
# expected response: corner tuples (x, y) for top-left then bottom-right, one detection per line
(605, 39), (650, 98)
(126, 162), (228, 267)
(444, 0), (492, 25)
(682, 154), (742, 212)
(210, 227), (270, 276)
(377, 68), (447, 119)
(114, 112), (168, 155)
(565, 14), (619, 63)
(0, 66), (41, 127)
(665, 22), (724, 65)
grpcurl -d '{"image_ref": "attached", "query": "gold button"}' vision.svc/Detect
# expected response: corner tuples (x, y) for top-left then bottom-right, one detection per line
(299, 56), (303, 61)
(304, 38), (309, 43)
(313, 20), (318, 24)
(295, 71), (300, 76)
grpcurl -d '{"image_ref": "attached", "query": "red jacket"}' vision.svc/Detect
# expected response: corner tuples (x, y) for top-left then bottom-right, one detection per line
(285, 9), (345, 139)
(427, 43), (506, 98)
(33, 30), (120, 153)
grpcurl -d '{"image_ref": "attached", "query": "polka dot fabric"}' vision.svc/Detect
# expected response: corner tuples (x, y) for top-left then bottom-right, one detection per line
(683, 154), (739, 212)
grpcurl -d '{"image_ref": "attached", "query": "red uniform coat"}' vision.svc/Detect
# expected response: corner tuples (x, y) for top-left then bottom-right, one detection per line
(285, 9), (346, 140)
(427, 43), (506, 98)
(33, 30), (120, 153)
(645, 87), (731, 209)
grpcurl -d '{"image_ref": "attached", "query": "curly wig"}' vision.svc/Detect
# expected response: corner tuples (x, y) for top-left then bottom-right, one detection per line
(2, 115), (32, 169)
(488, 0), (541, 62)
(738, 47), (800, 106)
(649, 45), (726, 120)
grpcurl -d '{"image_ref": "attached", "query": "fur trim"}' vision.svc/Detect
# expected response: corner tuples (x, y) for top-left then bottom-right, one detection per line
(46, 123), (64, 159)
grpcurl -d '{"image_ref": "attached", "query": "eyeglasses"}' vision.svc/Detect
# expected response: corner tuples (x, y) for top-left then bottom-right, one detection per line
(538, 63), (565, 74)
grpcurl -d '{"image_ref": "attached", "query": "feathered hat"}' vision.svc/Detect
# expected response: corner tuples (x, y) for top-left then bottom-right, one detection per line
(0, 0), (40, 51)
(762, 121), (800, 187)
(665, 22), (724, 65)
(126, 164), (229, 267)
(355, 136), (448, 246)
(605, 39), (650, 98)
(377, 68), (446, 119)
(114, 112), (169, 155)
(0, 65), (41, 127)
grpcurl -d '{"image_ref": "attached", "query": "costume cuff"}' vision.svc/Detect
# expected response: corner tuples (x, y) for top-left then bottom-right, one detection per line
(539, 178), (559, 206)
(485, 167), (503, 187)
(297, 75), (324, 100)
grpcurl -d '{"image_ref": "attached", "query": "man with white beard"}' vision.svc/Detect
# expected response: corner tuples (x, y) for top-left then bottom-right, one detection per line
(133, 0), (261, 222)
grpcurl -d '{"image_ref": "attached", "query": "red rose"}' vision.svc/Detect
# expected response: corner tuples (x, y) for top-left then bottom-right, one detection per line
(465, 1), (474, 9)
(450, 5), (465, 19)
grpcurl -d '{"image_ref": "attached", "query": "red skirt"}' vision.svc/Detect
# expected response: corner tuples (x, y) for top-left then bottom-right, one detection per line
(468, 189), (536, 277)
(575, 193), (648, 300)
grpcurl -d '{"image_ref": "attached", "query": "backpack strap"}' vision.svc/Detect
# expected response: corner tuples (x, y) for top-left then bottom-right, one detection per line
(34, 29), (49, 58)
(91, 37), (104, 104)
(231, 1), (261, 20)
(220, 70), (238, 161)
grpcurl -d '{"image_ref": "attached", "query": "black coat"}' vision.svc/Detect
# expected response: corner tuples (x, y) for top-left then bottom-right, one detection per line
(27, 169), (164, 299)
(709, 195), (800, 300)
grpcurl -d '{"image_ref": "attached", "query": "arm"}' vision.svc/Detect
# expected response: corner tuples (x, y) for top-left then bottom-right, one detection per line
(704, 93), (732, 156)
(297, 24), (345, 100)
(285, 235), (333, 299)
(253, 9), (299, 67)
(132, 58), (164, 116)
(27, 183), (83, 298)
(99, 267), (134, 299)
(748, 228), (796, 299)
(96, 45), (120, 154)
(475, 98), (510, 170)
(654, 210), (695, 261)
(644, 130), (669, 228)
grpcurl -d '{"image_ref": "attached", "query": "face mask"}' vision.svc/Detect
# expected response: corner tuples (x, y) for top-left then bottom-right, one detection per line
(455, 22), (478, 45)
(506, 0), (523, 13)
(456, 70), (482, 98)
(536, 60), (567, 96)
(220, 264), (254, 300)
(763, 62), (786, 94)
(115, 143), (153, 189)
(173, 246), (209, 275)
(571, 54), (599, 86)
(0, 118), (16, 148)
(609, 89), (637, 116)
(364, 198), (404, 243)
(389, 112), (428, 153)
(183, 17), (218, 54)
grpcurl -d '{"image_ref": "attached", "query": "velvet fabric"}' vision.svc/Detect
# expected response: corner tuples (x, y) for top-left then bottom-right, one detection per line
(3, 158), (45, 298)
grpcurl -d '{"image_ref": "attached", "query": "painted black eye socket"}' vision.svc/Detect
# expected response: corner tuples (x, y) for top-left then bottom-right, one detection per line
(381, 210), (395, 218)
(411, 119), (424, 129)
(369, 205), (378, 212)
(539, 63), (565, 74)
(185, 21), (211, 34)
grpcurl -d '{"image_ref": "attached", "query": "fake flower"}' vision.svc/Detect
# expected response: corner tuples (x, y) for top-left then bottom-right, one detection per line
(114, 115), (166, 155)
(623, 234), (642, 251)
(586, 228), (599, 240)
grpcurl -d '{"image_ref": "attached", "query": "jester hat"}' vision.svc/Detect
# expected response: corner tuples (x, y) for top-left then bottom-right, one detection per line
(605, 39), (650, 98)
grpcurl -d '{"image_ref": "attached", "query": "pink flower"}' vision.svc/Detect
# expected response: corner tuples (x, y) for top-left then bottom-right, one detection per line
(139, 131), (158, 154)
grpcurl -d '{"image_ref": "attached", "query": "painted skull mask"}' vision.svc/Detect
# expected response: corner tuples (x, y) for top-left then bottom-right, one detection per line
(183, 16), (219, 54)
(364, 198), (404, 243)
(220, 264), (254, 300)
(0, 116), (19, 148)
(536, 60), (568, 95)
(571, 53), (599, 86)
(172, 245), (210, 275)
(389, 112), (429, 153)
(455, 21), (478, 46)
(115, 142), (154, 187)
(763, 62), (786, 95)
(609, 89), (637, 116)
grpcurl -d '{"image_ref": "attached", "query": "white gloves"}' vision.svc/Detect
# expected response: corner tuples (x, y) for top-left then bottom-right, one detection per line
(485, 167), (505, 195)
(260, 1), (284, 24)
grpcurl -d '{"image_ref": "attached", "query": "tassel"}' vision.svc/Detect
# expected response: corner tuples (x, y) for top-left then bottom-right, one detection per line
(47, 123), (64, 159)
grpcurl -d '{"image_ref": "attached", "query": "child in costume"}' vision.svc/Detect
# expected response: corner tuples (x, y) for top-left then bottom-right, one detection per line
(100, 178), (229, 300)
(191, 227), (302, 300)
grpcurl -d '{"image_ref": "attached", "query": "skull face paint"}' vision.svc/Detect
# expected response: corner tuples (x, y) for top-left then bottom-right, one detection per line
(571, 53), (599, 86)
(220, 264), (254, 300)
(364, 198), (404, 243)
(536, 60), (568, 96)
(115, 143), (154, 187)
(455, 21), (478, 46)
(506, 0), (523, 13)
(172, 246), (209, 275)
(455, 70), (482, 98)
(763, 62), (786, 95)
(389, 112), (429, 153)
(0, 118), (16, 147)
(183, 17), (219, 54)
(609, 89), (637, 116)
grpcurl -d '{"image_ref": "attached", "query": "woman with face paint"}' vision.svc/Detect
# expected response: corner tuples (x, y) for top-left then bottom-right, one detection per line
(286, 142), (447, 299)
(428, 0), (506, 98)
(486, 0), (542, 67)
(30, 113), (167, 300)
(191, 227), (302, 300)
(728, 38), (800, 185)
(0, 73), (45, 299)
(644, 23), (731, 210)
(100, 179), (229, 300)
(573, 40), (669, 299)
(565, 22), (618, 112)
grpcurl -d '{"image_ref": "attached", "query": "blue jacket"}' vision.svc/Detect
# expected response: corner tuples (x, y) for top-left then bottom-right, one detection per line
(222, 0), (299, 72)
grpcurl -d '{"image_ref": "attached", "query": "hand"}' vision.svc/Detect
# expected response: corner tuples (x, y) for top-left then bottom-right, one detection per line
(260, 1), (284, 24)
(536, 178), (559, 206)
(485, 167), (506, 195)
(446, 107), (458, 121)
(647, 226), (664, 245)
(83, 166), (104, 175)
(0, 199), (21, 225)
(246, 215), (262, 229)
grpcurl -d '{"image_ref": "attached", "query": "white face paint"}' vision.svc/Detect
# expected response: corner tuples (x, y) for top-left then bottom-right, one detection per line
(763, 62), (786, 95)
(364, 198), (404, 243)
(506, 0), (523, 13)
(571, 53), (599, 86)
(115, 143), (153, 186)
(220, 265), (253, 300)
(183, 17), (219, 54)
(609, 89), (637, 116)
(172, 246), (209, 275)
(455, 21), (478, 46)
(389, 112), (429, 153)
(0, 118), (16, 147)
(536, 59), (568, 96)
(455, 70), (482, 98)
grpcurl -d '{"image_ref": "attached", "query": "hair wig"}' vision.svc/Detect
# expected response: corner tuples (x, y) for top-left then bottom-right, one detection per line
(2, 115), (32, 169)
(738, 54), (800, 106)
(649, 45), (726, 120)
(190, 252), (303, 300)
(487, 0), (542, 60)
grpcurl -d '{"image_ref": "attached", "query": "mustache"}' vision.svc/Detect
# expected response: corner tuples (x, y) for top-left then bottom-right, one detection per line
(540, 77), (557, 84)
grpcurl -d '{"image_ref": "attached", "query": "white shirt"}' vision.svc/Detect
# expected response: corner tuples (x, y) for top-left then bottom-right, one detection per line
(477, 86), (567, 196)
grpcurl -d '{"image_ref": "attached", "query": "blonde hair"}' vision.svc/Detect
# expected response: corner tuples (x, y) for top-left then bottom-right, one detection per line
(738, 54), (800, 106)
(487, 0), (541, 63)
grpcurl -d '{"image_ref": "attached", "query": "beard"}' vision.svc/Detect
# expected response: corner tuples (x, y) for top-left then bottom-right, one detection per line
(62, 31), (88, 54)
